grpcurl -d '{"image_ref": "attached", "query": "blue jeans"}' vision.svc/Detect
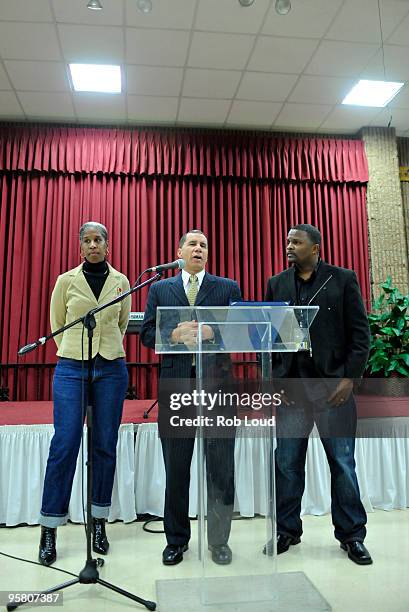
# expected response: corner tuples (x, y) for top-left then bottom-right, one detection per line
(275, 395), (367, 543)
(39, 356), (128, 527)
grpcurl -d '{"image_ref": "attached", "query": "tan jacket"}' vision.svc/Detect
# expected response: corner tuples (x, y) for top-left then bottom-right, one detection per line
(50, 263), (131, 360)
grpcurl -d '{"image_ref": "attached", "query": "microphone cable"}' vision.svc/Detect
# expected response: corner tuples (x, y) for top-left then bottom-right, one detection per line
(142, 517), (164, 534)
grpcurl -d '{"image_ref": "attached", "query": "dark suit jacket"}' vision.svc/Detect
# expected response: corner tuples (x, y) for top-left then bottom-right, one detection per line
(141, 272), (242, 379)
(264, 261), (370, 379)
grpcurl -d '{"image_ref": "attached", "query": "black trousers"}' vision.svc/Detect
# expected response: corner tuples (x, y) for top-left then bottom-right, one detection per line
(158, 363), (236, 547)
(160, 435), (235, 547)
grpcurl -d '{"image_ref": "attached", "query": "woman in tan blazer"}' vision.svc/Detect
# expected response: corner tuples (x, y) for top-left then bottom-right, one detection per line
(38, 222), (131, 566)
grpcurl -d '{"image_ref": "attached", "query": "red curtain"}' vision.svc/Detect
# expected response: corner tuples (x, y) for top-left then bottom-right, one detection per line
(0, 125), (369, 400)
(0, 125), (368, 181)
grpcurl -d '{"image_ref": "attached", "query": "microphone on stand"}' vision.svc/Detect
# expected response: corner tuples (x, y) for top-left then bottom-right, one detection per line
(18, 337), (46, 356)
(131, 259), (185, 289)
(147, 259), (185, 273)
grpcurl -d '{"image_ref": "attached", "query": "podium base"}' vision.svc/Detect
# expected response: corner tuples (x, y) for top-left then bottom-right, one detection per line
(156, 572), (331, 611)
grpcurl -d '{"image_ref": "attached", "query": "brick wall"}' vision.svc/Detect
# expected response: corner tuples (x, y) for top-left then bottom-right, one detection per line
(360, 127), (409, 297)
(397, 137), (409, 280)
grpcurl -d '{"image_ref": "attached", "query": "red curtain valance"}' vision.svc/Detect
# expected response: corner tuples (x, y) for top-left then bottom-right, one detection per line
(0, 124), (368, 183)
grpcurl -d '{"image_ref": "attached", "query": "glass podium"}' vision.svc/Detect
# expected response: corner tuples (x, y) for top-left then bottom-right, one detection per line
(154, 305), (330, 611)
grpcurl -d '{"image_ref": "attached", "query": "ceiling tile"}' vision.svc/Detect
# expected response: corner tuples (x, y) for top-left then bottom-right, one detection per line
(18, 92), (75, 119)
(125, 0), (195, 30)
(315, 126), (352, 134)
(58, 25), (124, 63)
(127, 95), (178, 123)
(0, 0), (405, 132)
(368, 107), (394, 129)
(248, 37), (319, 74)
(182, 69), (241, 99)
(289, 75), (355, 105)
(126, 28), (190, 66)
(305, 41), (378, 77)
(227, 100), (282, 127)
(126, 65), (183, 96)
(0, 0), (53, 21)
(262, 0), (343, 38)
(5, 61), (70, 92)
(52, 0), (124, 26)
(188, 32), (255, 70)
(178, 98), (230, 125)
(237, 72), (298, 102)
(326, 0), (409, 44)
(195, 0), (270, 34)
(360, 45), (409, 82)
(358, 50), (387, 80)
(371, 107), (409, 132)
(0, 91), (24, 117)
(0, 23), (61, 61)
(0, 64), (12, 90)
(389, 84), (409, 110)
(320, 105), (382, 131)
(387, 11), (409, 45)
(274, 102), (332, 129)
(73, 93), (126, 121)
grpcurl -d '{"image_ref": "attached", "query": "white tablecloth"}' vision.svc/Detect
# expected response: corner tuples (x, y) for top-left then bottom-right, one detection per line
(1, 420), (409, 526)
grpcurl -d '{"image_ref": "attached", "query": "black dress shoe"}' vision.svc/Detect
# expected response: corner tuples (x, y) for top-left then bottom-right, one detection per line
(92, 518), (109, 555)
(39, 526), (57, 566)
(208, 544), (232, 565)
(162, 544), (188, 566)
(263, 534), (301, 555)
(340, 541), (373, 565)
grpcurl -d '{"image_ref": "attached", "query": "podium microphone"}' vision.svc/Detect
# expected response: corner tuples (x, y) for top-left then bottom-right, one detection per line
(147, 259), (185, 273)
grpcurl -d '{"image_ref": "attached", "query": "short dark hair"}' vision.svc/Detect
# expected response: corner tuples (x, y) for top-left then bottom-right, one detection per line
(291, 224), (321, 247)
(179, 229), (207, 248)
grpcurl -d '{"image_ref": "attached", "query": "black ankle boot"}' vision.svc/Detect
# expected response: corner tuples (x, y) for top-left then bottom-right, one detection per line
(92, 518), (109, 555)
(39, 526), (57, 566)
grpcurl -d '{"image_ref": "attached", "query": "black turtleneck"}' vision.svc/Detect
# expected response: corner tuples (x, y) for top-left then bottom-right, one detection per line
(82, 259), (109, 300)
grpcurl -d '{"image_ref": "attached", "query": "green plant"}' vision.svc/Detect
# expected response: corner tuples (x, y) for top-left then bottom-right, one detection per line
(366, 277), (409, 377)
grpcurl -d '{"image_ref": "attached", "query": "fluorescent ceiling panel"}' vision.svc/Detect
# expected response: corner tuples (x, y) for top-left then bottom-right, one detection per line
(69, 63), (121, 93)
(342, 79), (404, 107)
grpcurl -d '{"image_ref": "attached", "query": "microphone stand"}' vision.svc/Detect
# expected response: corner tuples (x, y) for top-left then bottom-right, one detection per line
(13, 274), (161, 612)
(143, 399), (158, 420)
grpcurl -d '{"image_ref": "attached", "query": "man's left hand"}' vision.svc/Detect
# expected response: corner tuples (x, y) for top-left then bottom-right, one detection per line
(201, 324), (215, 341)
(328, 378), (353, 407)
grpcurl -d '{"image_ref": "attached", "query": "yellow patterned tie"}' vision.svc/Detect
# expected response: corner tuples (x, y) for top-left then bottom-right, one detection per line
(187, 275), (199, 364)
(187, 274), (199, 306)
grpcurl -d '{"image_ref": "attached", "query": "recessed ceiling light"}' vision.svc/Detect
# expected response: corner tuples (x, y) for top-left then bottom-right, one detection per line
(275, 0), (291, 15)
(238, 0), (255, 6)
(87, 0), (103, 10)
(342, 79), (404, 108)
(69, 64), (121, 93)
(136, 0), (152, 13)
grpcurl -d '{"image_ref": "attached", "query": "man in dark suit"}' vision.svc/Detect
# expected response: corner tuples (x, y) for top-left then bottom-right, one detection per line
(141, 230), (242, 566)
(264, 224), (373, 565)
